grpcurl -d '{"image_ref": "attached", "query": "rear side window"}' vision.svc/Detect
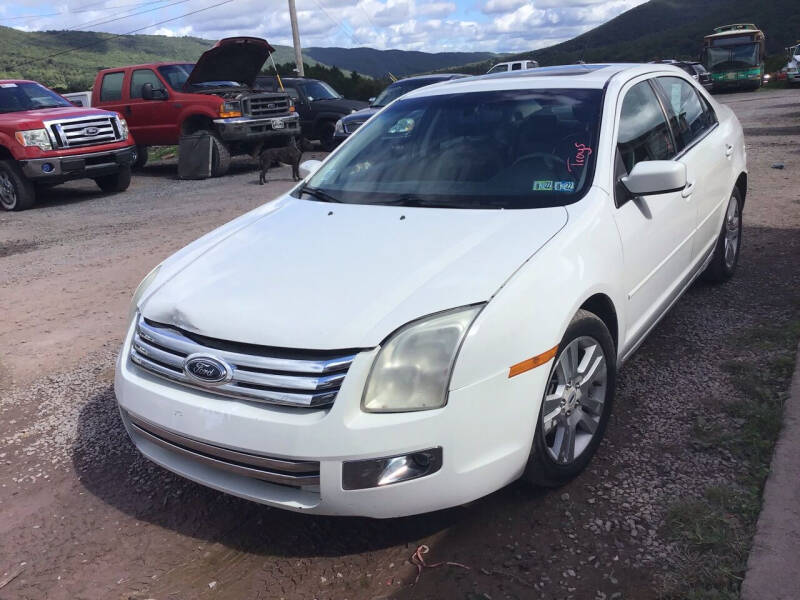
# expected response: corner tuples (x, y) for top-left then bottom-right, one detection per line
(130, 69), (166, 99)
(654, 76), (717, 151)
(100, 72), (125, 102)
(511, 62), (522, 71)
(617, 81), (675, 172)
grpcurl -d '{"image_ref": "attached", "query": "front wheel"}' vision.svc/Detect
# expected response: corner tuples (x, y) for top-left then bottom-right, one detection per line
(522, 310), (617, 487)
(94, 166), (132, 193)
(702, 187), (742, 283)
(0, 160), (36, 211)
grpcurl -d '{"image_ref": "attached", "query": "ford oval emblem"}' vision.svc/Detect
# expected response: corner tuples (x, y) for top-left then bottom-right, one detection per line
(184, 354), (231, 385)
(83, 126), (100, 136)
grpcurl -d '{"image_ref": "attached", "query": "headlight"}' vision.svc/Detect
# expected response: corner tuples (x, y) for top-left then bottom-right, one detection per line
(362, 305), (483, 413)
(14, 129), (52, 151)
(117, 116), (129, 140)
(128, 264), (162, 321)
(219, 100), (242, 118)
(334, 119), (345, 134)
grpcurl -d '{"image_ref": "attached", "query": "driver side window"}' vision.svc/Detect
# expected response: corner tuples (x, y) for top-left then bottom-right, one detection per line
(615, 80), (675, 206)
(130, 69), (166, 99)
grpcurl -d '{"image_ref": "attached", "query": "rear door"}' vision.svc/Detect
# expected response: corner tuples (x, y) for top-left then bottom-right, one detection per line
(611, 78), (695, 348)
(97, 70), (127, 115)
(653, 76), (728, 263)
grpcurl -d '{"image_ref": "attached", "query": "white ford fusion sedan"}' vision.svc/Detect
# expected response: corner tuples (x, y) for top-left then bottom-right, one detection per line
(115, 64), (746, 518)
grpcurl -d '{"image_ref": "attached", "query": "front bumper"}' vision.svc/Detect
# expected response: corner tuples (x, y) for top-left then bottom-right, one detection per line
(114, 320), (546, 518)
(213, 114), (300, 142)
(18, 146), (135, 181)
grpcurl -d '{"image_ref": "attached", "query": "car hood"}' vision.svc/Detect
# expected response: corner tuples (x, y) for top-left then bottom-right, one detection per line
(186, 37), (274, 88)
(141, 196), (568, 350)
(342, 107), (378, 123)
(311, 98), (369, 114)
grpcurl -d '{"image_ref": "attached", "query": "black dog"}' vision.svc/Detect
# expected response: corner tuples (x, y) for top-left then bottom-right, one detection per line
(258, 137), (303, 184)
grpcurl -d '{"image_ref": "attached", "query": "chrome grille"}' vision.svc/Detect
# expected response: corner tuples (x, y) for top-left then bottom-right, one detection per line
(129, 315), (356, 408)
(344, 120), (365, 134)
(45, 114), (122, 148)
(246, 94), (290, 117)
(126, 411), (320, 487)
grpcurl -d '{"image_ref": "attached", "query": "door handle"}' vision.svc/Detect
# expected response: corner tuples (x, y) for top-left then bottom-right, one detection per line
(682, 180), (696, 198)
(725, 144), (734, 158)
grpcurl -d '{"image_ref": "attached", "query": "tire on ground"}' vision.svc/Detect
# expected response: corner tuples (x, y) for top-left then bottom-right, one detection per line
(702, 186), (743, 283)
(94, 166), (132, 193)
(132, 145), (149, 170)
(521, 309), (617, 488)
(318, 121), (336, 152)
(209, 131), (231, 177)
(0, 160), (36, 211)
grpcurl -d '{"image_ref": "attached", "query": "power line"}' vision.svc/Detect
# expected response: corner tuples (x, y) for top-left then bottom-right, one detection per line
(69, 0), (193, 33)
(5, 0), (235, 71)
(308, 0), (366, 48)
(0, 0), (171, 22)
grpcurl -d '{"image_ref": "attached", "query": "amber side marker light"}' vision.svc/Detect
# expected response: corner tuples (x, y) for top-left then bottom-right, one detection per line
(508, 345), (559, 378)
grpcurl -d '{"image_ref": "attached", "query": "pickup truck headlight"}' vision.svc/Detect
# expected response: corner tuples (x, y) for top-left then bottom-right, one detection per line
(362, 305), (483, 413)
(116, 116), (129, 140)
(14, 129), (52, 151)
(219, 101), (242, 118)
(128, 264), (162, 321)
(335, 119), (345, 134)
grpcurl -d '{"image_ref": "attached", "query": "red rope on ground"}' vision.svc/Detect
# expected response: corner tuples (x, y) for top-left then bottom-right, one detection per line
(410, 544), (470, 585)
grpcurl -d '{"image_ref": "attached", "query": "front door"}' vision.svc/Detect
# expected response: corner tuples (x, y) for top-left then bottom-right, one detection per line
(126, 68), (179, 145)
(611, 79), (696, 349)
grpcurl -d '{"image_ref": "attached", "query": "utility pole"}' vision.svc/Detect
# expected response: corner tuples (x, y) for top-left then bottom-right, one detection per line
(288, 0), (305, 77)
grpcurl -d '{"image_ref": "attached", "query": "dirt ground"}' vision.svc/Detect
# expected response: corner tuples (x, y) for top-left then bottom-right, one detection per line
(0, 89), (798, 600)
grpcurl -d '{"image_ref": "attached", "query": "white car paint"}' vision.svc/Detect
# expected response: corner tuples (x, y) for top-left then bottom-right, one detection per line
(115, 64), (747, 517)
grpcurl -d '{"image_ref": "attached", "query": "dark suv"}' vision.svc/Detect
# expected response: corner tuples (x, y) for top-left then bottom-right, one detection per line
(652, 60), (713, 91)
(333, 74), (468, 146)
(255, 76), (367, 150)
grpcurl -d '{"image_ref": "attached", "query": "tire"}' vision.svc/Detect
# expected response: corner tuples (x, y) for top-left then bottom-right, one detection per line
(131, 145), (148, 170)
(0, 160), (36, 211)
(209, 131), (231, 177)
(702, 187), (743, 283)
(94, 166), (132, 193)
(522, 309), (617, 487)
(318, 121), (336, 152)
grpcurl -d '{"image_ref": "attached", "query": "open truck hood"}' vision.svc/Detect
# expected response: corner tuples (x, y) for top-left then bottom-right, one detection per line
(186, 37), (274, 88)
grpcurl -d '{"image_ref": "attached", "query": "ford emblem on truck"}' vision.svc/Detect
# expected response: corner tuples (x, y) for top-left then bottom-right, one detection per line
(184, 354), (231, 385)
(83, 126), (100, 136)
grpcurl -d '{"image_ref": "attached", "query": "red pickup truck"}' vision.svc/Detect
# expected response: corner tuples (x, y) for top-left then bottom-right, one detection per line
(92, 37), (299, 177)
(0, 79), (134, 211)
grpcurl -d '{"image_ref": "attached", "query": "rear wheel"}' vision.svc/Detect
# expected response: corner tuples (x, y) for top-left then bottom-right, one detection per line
(702, 187), (742, 283)
(0, 160), (36, 211)
(94, 166), (132, 193)
(522, 310), (616, 487)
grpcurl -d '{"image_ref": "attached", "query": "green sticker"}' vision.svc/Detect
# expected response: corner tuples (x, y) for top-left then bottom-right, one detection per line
(533, 180), (554, 191)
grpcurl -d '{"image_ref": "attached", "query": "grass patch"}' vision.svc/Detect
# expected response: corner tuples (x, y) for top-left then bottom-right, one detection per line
(660, 316), (800, 599)
(148, 146), (177, 161)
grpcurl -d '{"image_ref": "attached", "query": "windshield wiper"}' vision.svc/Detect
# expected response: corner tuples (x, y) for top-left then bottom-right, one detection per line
(299, 185), (343, 203)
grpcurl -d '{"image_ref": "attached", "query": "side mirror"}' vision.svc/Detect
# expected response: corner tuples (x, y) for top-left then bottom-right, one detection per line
(298, 159), (323, 179)
(141, 83), (167, 100)
(621, 161), (687, 196)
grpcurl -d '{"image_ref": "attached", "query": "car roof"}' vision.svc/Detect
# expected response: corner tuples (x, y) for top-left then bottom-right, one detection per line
(391, 74), (465, 85)
(399, 63), (695, 100)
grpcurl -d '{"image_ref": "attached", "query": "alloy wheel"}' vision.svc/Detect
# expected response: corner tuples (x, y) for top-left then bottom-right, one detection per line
(723, 195), (741, 270)
(0, 171), (17, 210)
(541, 336), (608, 465)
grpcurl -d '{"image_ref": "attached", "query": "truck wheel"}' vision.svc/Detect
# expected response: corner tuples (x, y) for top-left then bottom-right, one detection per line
(132, 145), (149, 169)
(0, 160), (36, 211)
(209, 131), (231, 177)
(319, 122), (336, 151)
(94, 166), (132, 193)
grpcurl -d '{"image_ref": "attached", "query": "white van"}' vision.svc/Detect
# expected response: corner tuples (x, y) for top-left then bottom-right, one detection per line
(487, 60), (539, 74)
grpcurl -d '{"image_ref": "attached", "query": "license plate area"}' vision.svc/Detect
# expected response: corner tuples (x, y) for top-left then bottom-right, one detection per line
(271, 119), (286, 130)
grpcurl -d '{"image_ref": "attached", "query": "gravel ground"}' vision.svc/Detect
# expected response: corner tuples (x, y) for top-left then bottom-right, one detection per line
(0, 89), (798, 600)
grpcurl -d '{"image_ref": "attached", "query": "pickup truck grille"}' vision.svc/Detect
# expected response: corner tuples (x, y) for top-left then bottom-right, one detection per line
(246, 95), (291, 118)
(45, 114), (122, 148)
(130, 315), (357, 409)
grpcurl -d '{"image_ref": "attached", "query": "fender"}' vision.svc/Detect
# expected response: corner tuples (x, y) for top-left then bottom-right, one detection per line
(0, 135), (24, 160)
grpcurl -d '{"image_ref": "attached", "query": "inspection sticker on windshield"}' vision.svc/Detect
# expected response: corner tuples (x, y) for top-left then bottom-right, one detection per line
(0, 83), (17, 88)
(532, 180), (554, 191)
(555, 181), (575, 192)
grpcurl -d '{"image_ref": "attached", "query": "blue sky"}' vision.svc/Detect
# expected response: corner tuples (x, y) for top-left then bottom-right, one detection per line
(1, 0), (649, 53)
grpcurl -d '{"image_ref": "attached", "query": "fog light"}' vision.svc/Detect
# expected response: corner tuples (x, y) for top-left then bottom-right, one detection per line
(41, 163), (54, 173)
(342, 447), (443, 490)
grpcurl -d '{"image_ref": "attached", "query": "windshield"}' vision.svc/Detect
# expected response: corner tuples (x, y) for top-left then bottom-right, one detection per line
(157, 64), (244, 90)
(300, 81), (341, 101)
(705, 43), (760, 70)
(299, 88), (602, 209)
(487, 65), (507, 74)
(373, 80), (439, 107)
(0, 82), (71, 113)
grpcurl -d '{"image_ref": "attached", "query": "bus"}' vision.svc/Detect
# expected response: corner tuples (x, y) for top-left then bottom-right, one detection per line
(702, 24), (765, 91)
